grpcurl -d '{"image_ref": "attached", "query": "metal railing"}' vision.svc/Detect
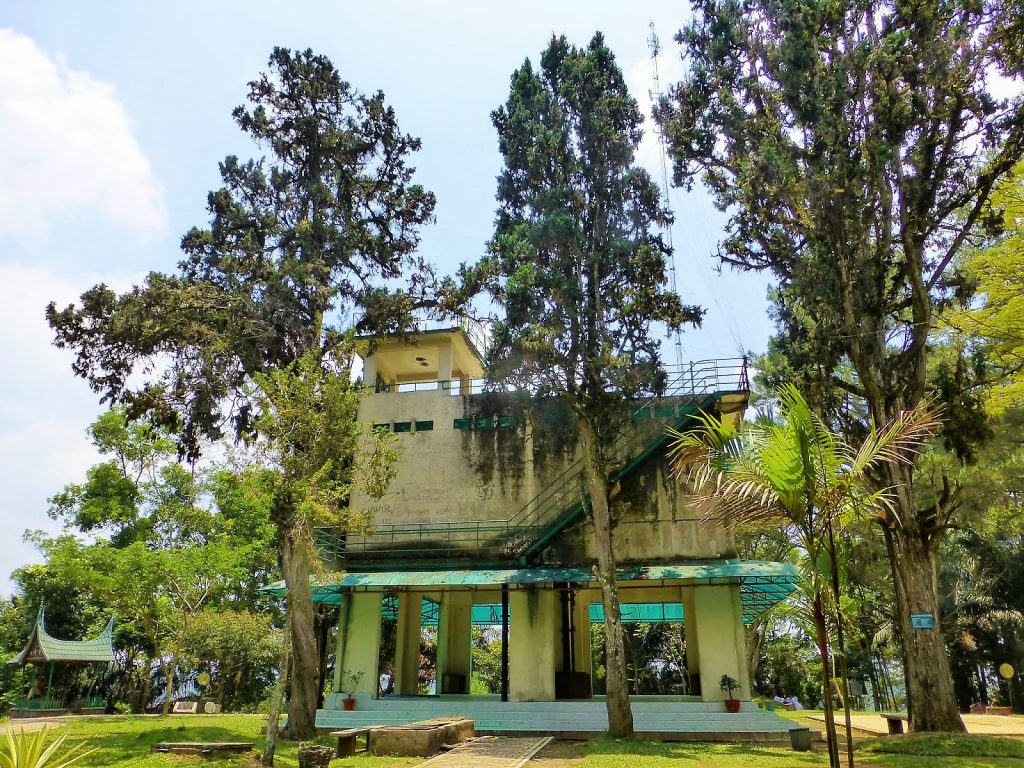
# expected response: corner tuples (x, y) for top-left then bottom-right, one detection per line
(367, 357), (748, 399)
(320, 357), (748, 566)
(14, 695), (105, 711)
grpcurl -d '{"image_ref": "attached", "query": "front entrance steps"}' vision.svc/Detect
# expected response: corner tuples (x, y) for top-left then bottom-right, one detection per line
(317, 695), (808, 742)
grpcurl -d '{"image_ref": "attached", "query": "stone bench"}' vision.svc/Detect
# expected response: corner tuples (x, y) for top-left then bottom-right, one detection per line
(171, 701), (198, 715)
(881, 713), (909, 734)
(328, 726), (382, 757)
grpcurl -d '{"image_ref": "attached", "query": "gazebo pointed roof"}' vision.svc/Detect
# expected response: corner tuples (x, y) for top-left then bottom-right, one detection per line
(7, 608), (114, 666)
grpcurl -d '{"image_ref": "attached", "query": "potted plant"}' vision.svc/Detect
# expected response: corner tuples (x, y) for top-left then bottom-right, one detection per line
(720, 674), (741, 713)
(341, 671), (363, 711)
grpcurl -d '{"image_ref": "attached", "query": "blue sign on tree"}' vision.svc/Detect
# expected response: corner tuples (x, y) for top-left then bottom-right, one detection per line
(910, 613), (935, 630)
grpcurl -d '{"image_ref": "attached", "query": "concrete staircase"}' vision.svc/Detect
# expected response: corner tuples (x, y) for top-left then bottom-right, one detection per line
(317, 695), (806, 743)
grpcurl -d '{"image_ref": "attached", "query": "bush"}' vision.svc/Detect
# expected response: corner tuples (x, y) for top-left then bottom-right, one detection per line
(0, 691), (13, 720)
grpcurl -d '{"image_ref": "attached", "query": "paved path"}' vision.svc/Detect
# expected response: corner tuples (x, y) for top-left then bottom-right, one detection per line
(809, 713), (1024, 736)
(0, 716), (74, 735)
(420, 736), (553, 768)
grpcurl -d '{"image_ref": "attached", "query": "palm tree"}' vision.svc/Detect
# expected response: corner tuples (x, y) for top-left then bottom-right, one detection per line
(668, 385), (939, 768)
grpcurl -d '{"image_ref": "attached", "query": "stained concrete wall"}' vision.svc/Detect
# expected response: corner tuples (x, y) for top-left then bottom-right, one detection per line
(349, 389), (744, 563)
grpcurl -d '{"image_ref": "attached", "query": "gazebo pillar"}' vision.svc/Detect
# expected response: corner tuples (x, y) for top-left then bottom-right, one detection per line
(335, 592), (383, 698)
(435, 591), (473, 694)
(395, 592), (423, 695)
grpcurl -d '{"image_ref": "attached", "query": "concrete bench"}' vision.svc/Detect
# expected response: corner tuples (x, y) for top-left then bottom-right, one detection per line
(153, 741), (254, 756)
(328, 727), (380, 757)
(171, 701), (198, 715)
(369, 717), (475, 757)
(881, 713), (909, 734)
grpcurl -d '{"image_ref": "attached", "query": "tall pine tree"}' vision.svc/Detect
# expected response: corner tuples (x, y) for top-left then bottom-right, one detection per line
(48, 47), (435, 737)
(459, 33), (701, 736)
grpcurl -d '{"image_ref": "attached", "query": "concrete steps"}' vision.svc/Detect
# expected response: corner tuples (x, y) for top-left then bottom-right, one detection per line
(316, 696), (804, 740)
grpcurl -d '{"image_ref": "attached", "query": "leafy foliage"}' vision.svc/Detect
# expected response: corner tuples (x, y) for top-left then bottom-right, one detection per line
(457, 31), (701, 736)
(658, 0), (1024, 732)
(0, 728), (95, 768)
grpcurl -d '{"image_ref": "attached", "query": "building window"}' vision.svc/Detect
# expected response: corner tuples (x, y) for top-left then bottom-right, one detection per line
(372, 423), (391, 433)
(453, 418), (472, 430)
(497, 416), (517, 429)
(393, 421), (412, 433)
(415, 420), (434, 432)
(474, 417), (495, 430)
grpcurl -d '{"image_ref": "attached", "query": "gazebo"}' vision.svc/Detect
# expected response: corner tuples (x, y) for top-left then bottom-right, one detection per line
(7, 608), (114, 715)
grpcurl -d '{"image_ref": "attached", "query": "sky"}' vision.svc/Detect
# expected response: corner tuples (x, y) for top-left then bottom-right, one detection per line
(0, 1), (774, 596)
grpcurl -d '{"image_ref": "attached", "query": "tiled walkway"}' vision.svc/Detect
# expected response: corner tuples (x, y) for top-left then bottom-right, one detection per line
(809, 713), (1024, 736)
(420, 736), (553, 768)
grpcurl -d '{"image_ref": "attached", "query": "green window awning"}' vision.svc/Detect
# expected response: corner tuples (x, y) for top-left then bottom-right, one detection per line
(260, 559), (798, 623)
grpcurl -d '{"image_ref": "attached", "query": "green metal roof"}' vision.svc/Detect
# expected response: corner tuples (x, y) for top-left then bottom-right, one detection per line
(260, 559), (798, 623)
(8, 609), (115, 665)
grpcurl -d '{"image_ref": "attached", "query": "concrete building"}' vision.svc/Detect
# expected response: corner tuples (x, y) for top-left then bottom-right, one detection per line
(270, 321), (800, 737)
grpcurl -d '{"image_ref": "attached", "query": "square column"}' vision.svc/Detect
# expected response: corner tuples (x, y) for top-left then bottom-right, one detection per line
(436, 591), (473, 693)
(692, 584), (751, 701)
(572, 592), (592, 678)
(362, 355), (378, 390)
(395, 592), (422, 695)
(509, 589), (557, 701)
(336, 592), (382, 699)
(681, 587), (701, 693)
(437, 342), (453, 391)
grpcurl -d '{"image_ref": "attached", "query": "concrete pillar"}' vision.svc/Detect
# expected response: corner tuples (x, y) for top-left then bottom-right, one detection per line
(338, 592), (382, 698)
(437, 342), (453, 390)
(436, 592), (473, 693)
(395, 593), (422, 695)
(572, 592), (592, 678)
(509, 589), (557, 701)
(363, 355), (378, 390)
(692, 584), (751, 701)
(681, 587), (701, 692)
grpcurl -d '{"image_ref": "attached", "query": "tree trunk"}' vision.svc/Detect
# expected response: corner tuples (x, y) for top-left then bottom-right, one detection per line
(160, 653), (178, 716)
(882, 522), (965, 731)
(263, 623), (291, 766)
(580, 419), (634, 737)
(812, 593), (841, 768)
(279, 515), (321, 740)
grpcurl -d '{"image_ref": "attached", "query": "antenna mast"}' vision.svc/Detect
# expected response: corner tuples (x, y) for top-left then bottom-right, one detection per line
(647, 22), (684, 368)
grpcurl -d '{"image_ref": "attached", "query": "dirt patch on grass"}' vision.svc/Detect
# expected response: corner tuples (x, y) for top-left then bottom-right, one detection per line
(529, 740), (585, 767)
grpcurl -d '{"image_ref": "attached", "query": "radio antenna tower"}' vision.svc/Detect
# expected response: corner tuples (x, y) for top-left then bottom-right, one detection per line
(647, 22), (684, 368)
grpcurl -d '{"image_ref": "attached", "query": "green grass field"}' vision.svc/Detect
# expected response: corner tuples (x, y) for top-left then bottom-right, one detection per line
(1, 715), (1022, 767)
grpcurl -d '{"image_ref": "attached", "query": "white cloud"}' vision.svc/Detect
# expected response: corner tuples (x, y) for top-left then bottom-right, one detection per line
(0, 263), (125, 596)
(0, 28), (167, 238)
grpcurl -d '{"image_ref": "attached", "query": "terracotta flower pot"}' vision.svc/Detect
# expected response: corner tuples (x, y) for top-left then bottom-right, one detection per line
(725, 698), (742, 713)
(342, 698), (356, 711)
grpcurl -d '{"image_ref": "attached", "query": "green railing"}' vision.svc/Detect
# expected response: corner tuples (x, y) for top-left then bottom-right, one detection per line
(14, 695), (105, 711)
(318, 357), (748, 567)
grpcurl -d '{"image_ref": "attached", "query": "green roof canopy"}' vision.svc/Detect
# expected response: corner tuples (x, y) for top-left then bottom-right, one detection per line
(260, 560), (798, 623)
(8, 609), (115, 666)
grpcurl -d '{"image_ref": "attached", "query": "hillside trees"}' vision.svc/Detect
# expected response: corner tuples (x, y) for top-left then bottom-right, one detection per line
(47, 47), (433, 737)
(457, 33), (702, 735)
(659, 0), (1024, 731)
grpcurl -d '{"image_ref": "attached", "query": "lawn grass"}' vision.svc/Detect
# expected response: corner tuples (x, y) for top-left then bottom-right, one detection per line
(4, 715), (1023, 767)
(860, 732), (1024, 759)
(2, 715), (416, 768)
(578, 734), (1024, 767)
